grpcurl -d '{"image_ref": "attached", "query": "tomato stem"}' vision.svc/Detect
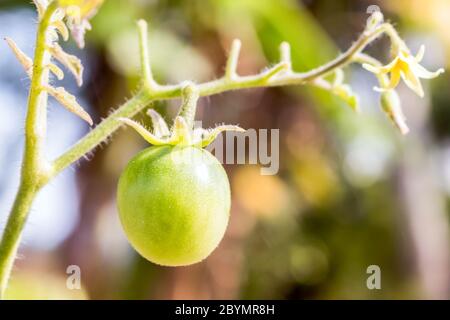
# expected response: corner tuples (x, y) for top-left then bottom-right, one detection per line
(137, 20), (158, 91)
(0, 1), (58, 298)
(177, 83), (200, 129)
(50, 21), (403, 175)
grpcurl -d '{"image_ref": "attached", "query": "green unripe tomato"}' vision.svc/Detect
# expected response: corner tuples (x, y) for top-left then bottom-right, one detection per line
(117, 145), (230, 266)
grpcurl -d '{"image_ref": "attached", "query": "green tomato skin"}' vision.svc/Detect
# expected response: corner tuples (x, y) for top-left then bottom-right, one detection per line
(117, 145), (230, 266)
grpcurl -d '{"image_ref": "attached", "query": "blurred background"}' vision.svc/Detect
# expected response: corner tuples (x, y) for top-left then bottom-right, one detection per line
(0, 0), (449, 299)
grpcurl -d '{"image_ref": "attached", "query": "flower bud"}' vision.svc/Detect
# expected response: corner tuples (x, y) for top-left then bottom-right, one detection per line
(333, 84), (360, 112)
(380, 90), (409, 134)
(366, 11), (384, 30)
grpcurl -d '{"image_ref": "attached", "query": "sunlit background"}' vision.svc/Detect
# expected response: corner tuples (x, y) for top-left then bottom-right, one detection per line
(0, 0), (449, 299)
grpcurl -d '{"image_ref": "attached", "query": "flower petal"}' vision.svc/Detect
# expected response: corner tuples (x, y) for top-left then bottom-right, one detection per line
(378, 57), (401, 74)
(411, 63), (445, 80)
(362, 63), (381, 74)
(415, 45), (425, 62)
(58, 0), (103, 48)
(385, 69), (402, 90)
(401, 69), (424, 97)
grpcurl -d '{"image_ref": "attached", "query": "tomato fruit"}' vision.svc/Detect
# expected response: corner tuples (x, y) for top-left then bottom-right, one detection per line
(117, 84), (242, 266)
(117, 145), (230, 266)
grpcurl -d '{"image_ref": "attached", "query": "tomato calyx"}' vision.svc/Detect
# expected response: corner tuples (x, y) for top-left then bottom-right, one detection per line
(119, 83), (245, 148)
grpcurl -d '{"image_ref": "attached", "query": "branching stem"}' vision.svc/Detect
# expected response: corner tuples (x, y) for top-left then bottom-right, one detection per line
(50, 22), (398, 176)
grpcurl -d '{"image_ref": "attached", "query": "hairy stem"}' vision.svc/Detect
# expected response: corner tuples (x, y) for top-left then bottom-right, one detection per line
(177, 83), (200, 129)
(0, 2), (57, 298)
(23, 2), (57, 179)
(0, 185), (37, 298)
(137, 20), (156, 89)
(51, 89), (152, 176)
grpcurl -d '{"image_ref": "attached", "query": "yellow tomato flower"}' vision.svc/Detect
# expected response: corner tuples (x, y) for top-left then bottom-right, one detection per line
(58, 0), (104, 19)
(57, 0), (104, 48)
(363, 46), (444, 97)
